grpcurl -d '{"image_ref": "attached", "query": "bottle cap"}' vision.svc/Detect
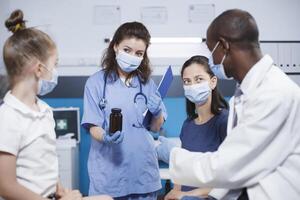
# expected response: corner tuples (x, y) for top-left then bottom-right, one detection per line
(111, 108), (122, 113)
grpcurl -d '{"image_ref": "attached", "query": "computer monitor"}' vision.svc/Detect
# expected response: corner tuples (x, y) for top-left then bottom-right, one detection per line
(52, 107), (80, 142)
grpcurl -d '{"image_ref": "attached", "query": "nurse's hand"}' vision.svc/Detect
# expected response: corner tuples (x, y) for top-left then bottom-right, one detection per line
(156, 136), (176, 164)
(147, 91), (162, 117)
(103, 131), (124, 144)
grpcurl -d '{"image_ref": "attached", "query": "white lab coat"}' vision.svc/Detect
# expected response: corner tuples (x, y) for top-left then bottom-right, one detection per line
(169, 55), (300, 200)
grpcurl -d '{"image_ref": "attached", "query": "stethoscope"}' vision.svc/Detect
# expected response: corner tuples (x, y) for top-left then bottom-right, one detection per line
(99, 73), (148, 129)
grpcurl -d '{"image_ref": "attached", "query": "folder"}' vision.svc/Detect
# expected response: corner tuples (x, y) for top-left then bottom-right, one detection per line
(143, 65), (173, 130)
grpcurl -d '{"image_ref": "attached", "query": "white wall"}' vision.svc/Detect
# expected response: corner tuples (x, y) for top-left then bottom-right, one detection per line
(1, 0), (300, 74)
(0, 0), (10, 74)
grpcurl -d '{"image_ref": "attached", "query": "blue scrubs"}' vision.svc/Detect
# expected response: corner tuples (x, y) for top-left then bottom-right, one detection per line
(179, 109), (228, 199)
(81, 70), (167, 198)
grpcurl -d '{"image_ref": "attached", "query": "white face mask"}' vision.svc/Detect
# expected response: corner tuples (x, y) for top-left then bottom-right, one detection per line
(116, 51), (143, 73)
(183, 81), (211, 106)
(38, 64), (58, 96)
(208, 41), (232, 80)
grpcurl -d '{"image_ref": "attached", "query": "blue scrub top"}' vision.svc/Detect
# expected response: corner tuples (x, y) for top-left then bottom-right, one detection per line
(81, 70), (167, 197)
(180, 109), (228, 192)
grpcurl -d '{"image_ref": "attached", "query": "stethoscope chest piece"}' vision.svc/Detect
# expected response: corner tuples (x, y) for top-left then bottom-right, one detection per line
(99, 98), (107, 110)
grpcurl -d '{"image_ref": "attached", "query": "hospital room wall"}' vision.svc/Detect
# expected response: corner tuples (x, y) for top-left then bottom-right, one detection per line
(0, 0), (9, 74)
(0, 0), (300, 71)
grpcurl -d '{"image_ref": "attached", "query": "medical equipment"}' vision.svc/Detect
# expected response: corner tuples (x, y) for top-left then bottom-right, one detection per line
(52, 107), (80, 142)
(56, 137), (79, 190)
(53, 108), (80, 190)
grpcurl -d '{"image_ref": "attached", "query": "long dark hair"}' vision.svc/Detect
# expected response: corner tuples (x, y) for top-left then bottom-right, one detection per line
(101, 22), (151, 84)
(181, 55), (228, 119)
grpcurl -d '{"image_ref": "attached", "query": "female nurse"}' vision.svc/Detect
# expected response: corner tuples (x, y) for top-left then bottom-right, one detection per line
(82, 22), (167, 200)
(164, 55), (229, 200)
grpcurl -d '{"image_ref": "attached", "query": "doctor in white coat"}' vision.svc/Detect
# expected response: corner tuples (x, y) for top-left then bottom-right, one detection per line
(157, 9), (300, 200)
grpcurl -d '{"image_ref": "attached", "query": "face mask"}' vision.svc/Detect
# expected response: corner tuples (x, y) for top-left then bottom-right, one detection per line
(208, 41), (232, 80)
(38, 67), (58, 96)
(183, 81), (211, 106)
(116, 51), (143, 73)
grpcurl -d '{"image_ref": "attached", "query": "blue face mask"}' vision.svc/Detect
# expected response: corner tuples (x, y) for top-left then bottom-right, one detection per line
(209, 41), (232, 80)
(38, 66), (58, 96)
(116, 51), (143, 73)
(183, 81), (211, 106)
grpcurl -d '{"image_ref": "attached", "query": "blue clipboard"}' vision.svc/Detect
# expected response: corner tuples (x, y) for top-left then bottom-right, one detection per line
(143, 65), (173, 129)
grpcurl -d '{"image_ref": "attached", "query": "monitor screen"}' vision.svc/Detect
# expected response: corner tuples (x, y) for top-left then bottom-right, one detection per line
(52, 108), (80, 142)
